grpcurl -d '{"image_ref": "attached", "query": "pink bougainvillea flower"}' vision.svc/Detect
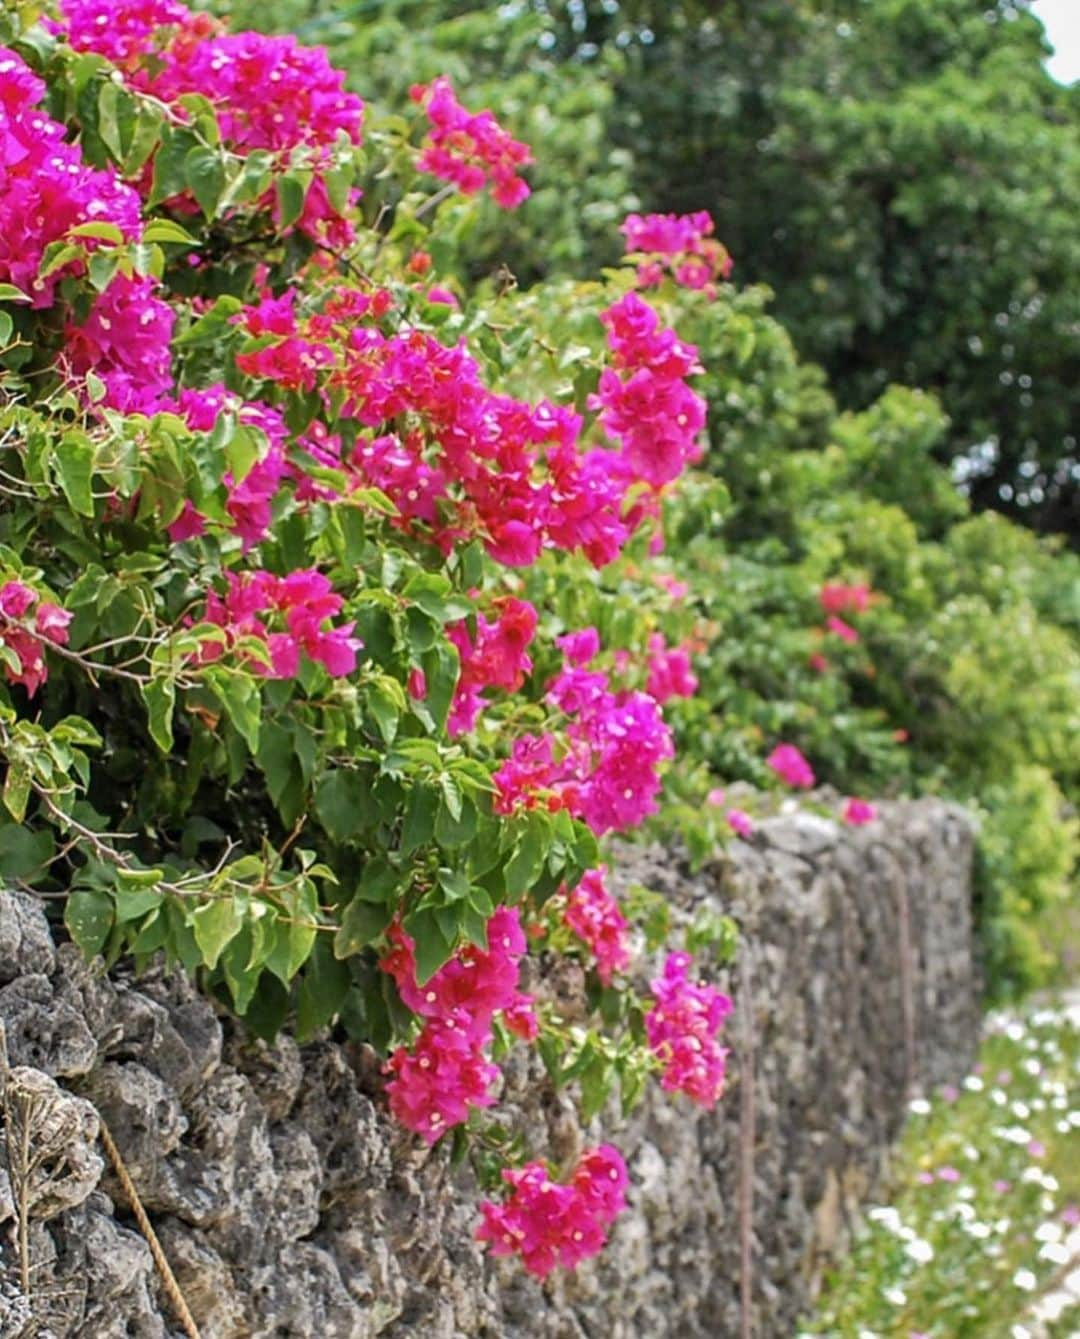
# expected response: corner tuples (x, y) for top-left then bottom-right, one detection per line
(819, 582), (872, 615)
(767, 743), (815, 789)
(562, 868), (631, 986)
(842, 798), (878, 826)
(0, 582), (72, 697)
(620, 210), (732, 298)
(727, 808), (754, 838)
(645, 633), (698, 703)
(825, 614), (859, 645)
(476, 1144), (628, 1277)
(645, 952), (733, 1108)
(409, 75), (532, 209)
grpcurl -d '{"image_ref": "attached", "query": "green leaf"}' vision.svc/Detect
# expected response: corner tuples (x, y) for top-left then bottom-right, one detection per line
(504, 815), (549, 897)
(295, 936), (350, 1040)
(244, 973), (290, 1041)
(2, 763), (30, 823)
(205, 666), (261, 753)
(191, 897), (243, 970)
(400, 782), (438, 856)
(67, 221), (126, 245)
(65, 888), (114, 958)
(113, 872), (164, 923)
(185, 145), (227, 220)
(403, 907), (454, 985)
(141, 219), (198, 246)
(54, 433), (96, 517)
(0, 283), (31, 304)
(0, 826), (55, 882)
(275, 173), (308, 232)
(333, 896), (393, 959)
(313, 769), (368, 844)
(221, 924), (260, 1014)
(141, 677), (176, 753)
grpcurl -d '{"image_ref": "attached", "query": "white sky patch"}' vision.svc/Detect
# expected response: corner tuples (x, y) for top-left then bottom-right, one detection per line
(1032, 0), (1080, 83)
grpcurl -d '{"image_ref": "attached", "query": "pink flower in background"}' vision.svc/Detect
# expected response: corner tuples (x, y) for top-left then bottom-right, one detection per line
(808, 652), (829, 673)
(842, 798), (878, 826)
(820, 582), (872, 615)
(706, 787), (726, 807)
(937, 1166), (961, 1182)
(620, 210), (732, 297)
(727, 809), (754, 838)
(503, 993), (539, 1042)
(825, 614), (859, 645)
(767, 743), (815, 789)
(645, 633), (698, 703)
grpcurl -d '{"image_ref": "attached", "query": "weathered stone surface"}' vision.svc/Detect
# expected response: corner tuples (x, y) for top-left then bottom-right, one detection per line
(0, 798), (978, 1337)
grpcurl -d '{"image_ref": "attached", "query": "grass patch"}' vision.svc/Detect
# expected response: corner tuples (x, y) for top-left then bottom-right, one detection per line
(800, 997), (1080, 1338)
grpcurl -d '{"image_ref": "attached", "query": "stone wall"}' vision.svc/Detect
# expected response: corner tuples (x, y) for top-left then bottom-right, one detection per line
(0, 798), (978, 1338)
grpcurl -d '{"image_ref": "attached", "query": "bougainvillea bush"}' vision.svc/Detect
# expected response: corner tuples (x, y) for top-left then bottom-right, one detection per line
(0, 0), (761, 1273)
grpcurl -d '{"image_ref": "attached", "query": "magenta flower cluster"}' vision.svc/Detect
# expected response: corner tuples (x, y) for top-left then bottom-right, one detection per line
(56, 0), (365, 245)
(494, 648), (675, 836)
(0, 582), (73, 698)
(380, 907), (534, 1142)
(0, 49), (141, 307)
(447, 597), (538, 735)
(645, 952), (733, 1108)
(594, 291), (708, 488)
(476, 1144), (629, 1278)
(562, 867), (631, 985)
(196, 569), (361, 679)
(620, 210), (733, 296)
(409, 76), (533, 209)
(767, 742), (817, 789)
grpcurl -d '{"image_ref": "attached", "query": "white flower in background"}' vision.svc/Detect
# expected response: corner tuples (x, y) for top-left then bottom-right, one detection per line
(963, 1076), (984, 1092)
(1012, 1269), (1037, 1291)
(996, 1125), (1032, 1144)
(882, 1287), (906, 1306)
(905, 1238), (934, 1264)
(952, 1202), (976, 1222)
(1011, 1325), (1032, 1339)
(957, 1185), (976, 1201)
(1068, 1111), (1080, 1127)
(991, 1089), (1008, 1106)
(868, 1207), (902, 1232)
(963, 1144), (980, 1161)
(1056, 1119), (1071, 1134)
(1034, 1222), (1062, 1243)
(908, 1098), (931, 1115)
(1011, 1101), (1031, 1119)
(1039, 1242), (1069, 1265)
(1006, 1022), (1025, 1041)
(967, 1221), (991, 1239)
